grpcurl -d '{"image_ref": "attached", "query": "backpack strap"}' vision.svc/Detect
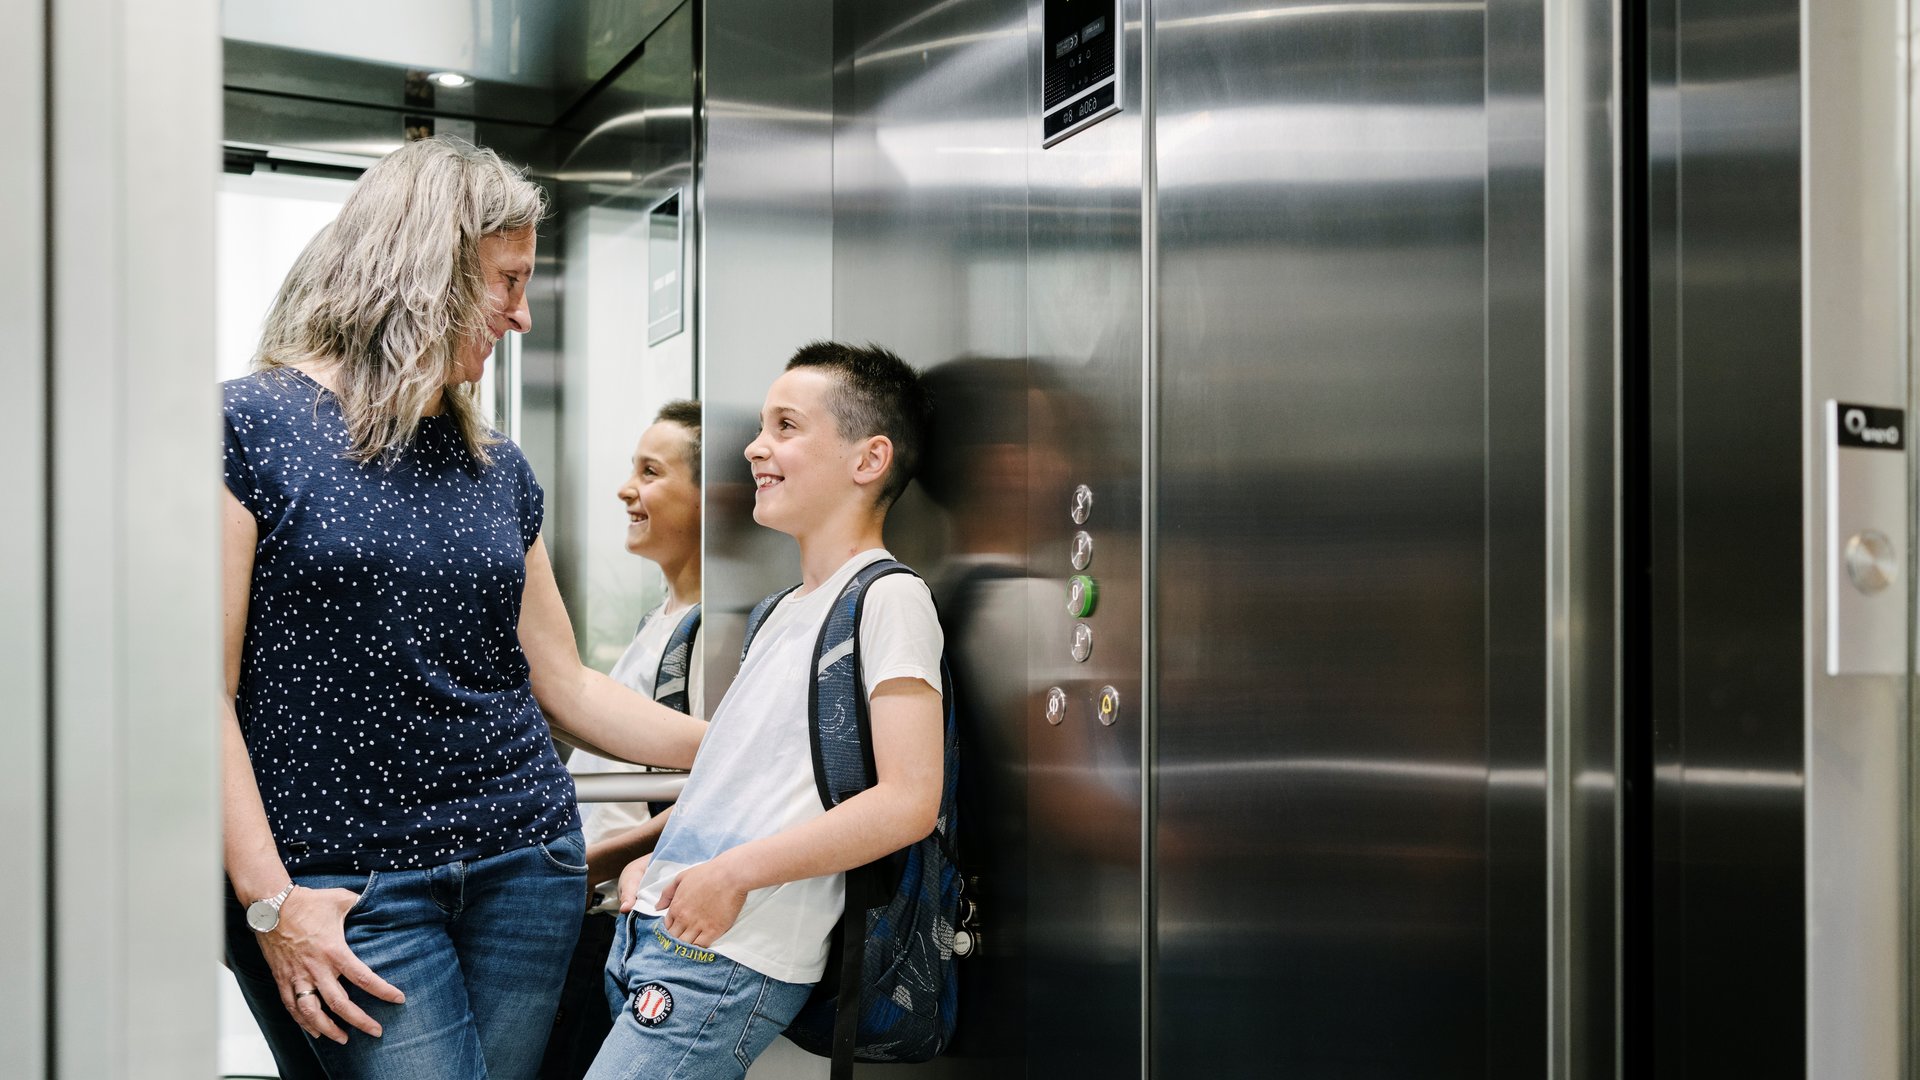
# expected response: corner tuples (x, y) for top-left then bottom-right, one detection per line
(651, 603), (702, 715)
(638, 604), (703, 816)
(807, 559), (920, 1080)
(807, 559), (916, 812)
(740, 584), (801, 663)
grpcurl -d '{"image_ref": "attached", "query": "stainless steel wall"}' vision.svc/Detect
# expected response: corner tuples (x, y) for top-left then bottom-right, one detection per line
(1153, 1), (1499, 1075)
(11, 0), (224, 1075)
(829, 5), (1036, 1074)
(1643, 2), (1807, 1075)
(695, 0), (834, 703)
(1802, 0), (1907, 1076)
(702, 0), (1628, 1076)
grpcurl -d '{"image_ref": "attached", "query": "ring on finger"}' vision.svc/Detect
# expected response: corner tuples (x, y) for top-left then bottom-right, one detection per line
(294, 988), (320, 1002)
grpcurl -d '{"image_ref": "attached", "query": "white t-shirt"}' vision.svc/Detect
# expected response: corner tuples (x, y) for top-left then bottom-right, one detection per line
(633, 548), (944, 985)
(570, 598), (706, 847)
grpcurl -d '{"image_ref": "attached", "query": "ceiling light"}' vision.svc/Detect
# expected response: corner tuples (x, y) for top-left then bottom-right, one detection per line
(428, 71), (472, 88)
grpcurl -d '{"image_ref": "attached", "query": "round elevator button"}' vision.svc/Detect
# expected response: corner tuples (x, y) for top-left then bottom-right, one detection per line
(1097, 686), (1121, 727)
(1067, 575), (1099, 618)
(1071, 531), (1094, 571)
(1045, 686), (1068, 725)
(1071, 622), (1094, 663)
(1845, 530), (1898, 593)
(1071, 484), (1094, 525)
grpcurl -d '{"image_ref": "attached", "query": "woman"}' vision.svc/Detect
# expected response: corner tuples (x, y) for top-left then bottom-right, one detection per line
(220, 136), (705, 1080)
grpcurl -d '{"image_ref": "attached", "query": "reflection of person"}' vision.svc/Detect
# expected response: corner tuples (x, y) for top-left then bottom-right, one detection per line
(219, 136), (707, 1080)
(918, 357), (1035, 1061)
(585, 342), (946, 1080)
(541, 400), (705, 1080)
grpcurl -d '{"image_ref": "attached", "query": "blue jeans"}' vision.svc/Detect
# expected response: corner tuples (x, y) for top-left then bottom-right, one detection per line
(583, 912), (814, 1080)
(226, 831), (589, 1080)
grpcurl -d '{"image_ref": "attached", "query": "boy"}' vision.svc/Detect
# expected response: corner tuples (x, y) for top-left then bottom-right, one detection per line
(584, 343), (945, 1080)
(542, 400), (706, 1080)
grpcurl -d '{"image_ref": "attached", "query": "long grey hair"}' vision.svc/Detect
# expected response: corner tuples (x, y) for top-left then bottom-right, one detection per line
(255, 136), (546, 466)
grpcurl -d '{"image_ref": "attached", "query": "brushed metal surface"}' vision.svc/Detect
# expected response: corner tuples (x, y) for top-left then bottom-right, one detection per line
(551, 2), (700, 671)
(1802, 0), (1910, 1074)
(1023, 1), (1145, 1076)
(0, 1), (46, 1072)
(1153, 1), (1494, 1076)
(572, 772), (690, 803)
(696, 0), (834, 711)
(829, 1), (1037, 1072)
(51, 0), (223, 1074)
(1644, 1), (1807, 1074)
(1558, 0), (1620, 1073)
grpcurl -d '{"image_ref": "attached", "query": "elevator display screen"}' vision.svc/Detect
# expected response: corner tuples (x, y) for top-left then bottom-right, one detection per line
(1042, 0), (1121, 146)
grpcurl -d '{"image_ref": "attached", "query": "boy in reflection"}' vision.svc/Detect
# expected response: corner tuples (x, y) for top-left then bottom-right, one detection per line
(541, 400), (705, 1080)
(585, 342), (945, 1080)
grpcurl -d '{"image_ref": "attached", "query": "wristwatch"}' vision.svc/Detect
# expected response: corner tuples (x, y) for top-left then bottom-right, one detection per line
(246, 882), (297, 933)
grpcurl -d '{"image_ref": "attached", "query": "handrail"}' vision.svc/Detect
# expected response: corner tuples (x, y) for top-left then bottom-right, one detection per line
(573, 771), (688, 804)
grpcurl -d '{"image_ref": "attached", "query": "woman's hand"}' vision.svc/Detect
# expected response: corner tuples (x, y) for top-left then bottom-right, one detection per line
(256, 886), (405, 1044)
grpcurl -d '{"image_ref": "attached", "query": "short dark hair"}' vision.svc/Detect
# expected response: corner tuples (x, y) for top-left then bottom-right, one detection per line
(653, 399), (702, 482)
(786, 341), (930, 510)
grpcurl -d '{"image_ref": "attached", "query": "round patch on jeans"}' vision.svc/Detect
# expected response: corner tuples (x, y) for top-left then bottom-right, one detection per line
(633, 983), (675, 1027)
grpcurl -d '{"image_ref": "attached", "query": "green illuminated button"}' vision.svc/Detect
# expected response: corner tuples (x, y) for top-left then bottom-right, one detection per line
(1067, 575), (1099, 618)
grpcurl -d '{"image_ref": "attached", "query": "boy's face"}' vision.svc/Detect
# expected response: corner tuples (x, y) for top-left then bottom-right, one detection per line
(745, 368), (874, 535)
(617, 420), (700, 562)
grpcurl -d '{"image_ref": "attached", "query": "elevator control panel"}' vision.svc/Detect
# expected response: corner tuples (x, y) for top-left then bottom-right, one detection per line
(1042, 0), (1122, 147)
(1826, 401), (1907, 675)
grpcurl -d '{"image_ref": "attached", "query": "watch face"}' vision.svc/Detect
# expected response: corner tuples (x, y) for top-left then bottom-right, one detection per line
(246, 899), (280, 933)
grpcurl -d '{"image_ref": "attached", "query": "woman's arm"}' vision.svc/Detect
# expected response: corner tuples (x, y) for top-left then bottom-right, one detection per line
(519, 537), (707, 769)
(221, 489), (402, 1043)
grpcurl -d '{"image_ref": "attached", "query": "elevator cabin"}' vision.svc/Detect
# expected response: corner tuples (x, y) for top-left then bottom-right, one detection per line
(91, 0), (1920, 1076)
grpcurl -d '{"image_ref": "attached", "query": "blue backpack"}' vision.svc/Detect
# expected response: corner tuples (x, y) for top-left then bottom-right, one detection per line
(738, 559), (966, 1078)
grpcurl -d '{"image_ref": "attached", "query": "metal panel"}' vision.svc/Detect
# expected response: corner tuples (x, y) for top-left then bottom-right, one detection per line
(1487, 0), (1552, 1073)
(829, 1), (1036, 1075)
(50, 0), (222, 1075)
(1557, 0), (1621, 1074)
(1020, 0), (1145, 1076)
(696, 0), (834, 706)
(1152, 1), (1494, 1076)
(552, 2), (700, 669)
(0, 0), (46, 1073)
(225, 0), (684, 112)
(1803, 0), (1909, 1077)
(1644, 1), (1806, 1075)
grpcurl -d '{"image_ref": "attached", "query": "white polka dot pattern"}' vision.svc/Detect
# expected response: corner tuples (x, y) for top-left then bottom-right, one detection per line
(222, 369), (579, 874)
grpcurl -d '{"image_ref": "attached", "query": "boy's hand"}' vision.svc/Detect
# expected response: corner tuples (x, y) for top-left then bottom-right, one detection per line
(616, 854), (653, 912)
(657, 857), (750, 947)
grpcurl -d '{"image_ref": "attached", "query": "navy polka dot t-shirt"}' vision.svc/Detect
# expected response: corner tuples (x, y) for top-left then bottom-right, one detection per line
(223, 368), (580, 875)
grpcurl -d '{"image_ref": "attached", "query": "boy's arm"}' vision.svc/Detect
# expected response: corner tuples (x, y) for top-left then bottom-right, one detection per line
(587, 807), (673, 885)
(656, 676), (942, 949)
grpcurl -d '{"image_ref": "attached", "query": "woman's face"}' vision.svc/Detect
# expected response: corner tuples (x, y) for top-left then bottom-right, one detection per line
(457, 229), (536, 384)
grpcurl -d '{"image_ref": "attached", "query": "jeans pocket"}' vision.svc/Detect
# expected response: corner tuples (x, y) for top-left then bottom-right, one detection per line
(344, 870), (380, 917)
(539, 829), (589, 874)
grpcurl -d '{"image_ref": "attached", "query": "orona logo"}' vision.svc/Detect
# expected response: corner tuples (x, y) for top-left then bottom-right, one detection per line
(1846, 408), (1901, 446)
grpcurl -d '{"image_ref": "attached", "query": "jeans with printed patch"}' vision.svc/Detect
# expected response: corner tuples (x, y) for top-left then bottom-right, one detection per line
(225, 830), (589, 1080)
(584, 911), (814, 1080)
